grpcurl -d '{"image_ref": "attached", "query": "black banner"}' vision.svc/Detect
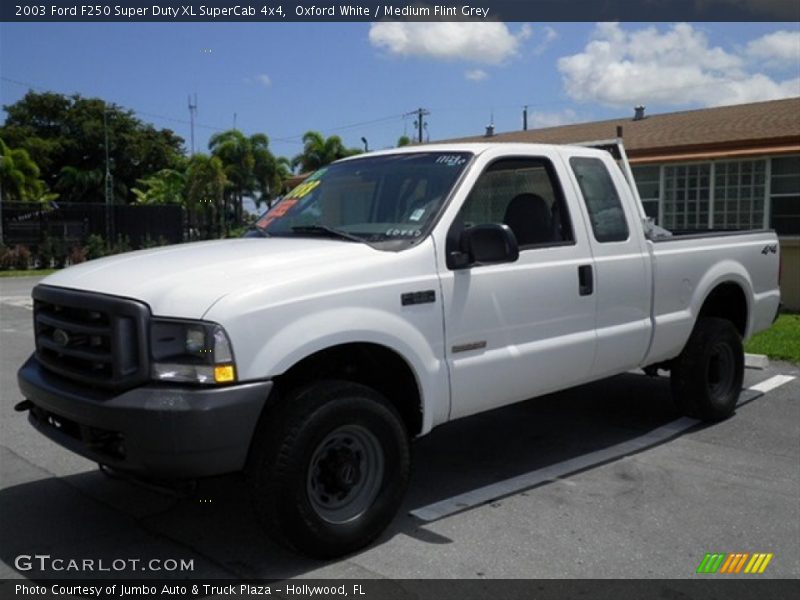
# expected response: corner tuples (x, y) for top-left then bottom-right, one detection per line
(3, 0), (800, 22)
(3, 579), (800, 600)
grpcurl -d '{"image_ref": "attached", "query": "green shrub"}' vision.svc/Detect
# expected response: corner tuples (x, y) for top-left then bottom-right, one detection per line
(141, 234), (158, 249)
(112, 234), (131, 254)
(38, 236), (67, 268)
(85, 234), (106, 260)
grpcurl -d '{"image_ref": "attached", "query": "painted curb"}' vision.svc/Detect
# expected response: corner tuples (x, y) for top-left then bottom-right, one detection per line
(745, 353), (769, 370)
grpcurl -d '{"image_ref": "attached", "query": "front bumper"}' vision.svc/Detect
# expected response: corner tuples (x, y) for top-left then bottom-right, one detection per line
(17, 355), (271, 479)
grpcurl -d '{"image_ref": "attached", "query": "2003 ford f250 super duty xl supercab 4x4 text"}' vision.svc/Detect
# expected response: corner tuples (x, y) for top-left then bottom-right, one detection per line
(16, 141), (781, 557)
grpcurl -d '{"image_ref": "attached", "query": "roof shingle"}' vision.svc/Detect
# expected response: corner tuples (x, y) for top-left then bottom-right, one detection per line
(447, 97), (800, 160)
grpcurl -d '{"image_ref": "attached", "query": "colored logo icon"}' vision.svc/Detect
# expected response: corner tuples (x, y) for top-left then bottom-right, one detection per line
(696, 553), (773, 574)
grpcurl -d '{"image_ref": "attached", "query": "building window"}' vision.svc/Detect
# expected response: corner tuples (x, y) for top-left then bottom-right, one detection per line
(663, 164), (710, 230)
(714, 160), (766, 230)
(631, 165), (660, 222)
(770, 155), (800, 236)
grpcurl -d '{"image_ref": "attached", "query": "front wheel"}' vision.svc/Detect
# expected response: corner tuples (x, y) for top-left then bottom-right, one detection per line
(671, 317), (744, 421)
(247, 380), (410, 558)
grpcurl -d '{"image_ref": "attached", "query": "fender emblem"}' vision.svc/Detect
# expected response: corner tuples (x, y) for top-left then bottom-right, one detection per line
(761, 244), (777, 255)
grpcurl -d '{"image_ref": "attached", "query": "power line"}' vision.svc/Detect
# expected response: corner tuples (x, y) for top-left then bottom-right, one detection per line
(271, 113), (406, 143)
(1, 75), (404, 146)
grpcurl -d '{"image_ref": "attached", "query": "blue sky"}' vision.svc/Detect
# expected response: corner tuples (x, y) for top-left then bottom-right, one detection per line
(1, 22), (798, 162)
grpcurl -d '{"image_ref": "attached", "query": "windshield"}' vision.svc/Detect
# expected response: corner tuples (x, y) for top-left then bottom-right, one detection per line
(253, 152), (472, 244)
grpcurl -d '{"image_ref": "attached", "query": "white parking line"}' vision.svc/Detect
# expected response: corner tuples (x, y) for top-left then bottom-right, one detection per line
(0, 295), (33, 310)
(748, 374), (796, 394)
(409, 374), (796, 522)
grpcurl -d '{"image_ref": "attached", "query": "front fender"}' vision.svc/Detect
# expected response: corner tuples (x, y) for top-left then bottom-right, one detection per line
(245, 307), (449, 435)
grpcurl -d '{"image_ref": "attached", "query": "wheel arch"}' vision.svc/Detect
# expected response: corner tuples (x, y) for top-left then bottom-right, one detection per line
(690, 258), (754, 339)
(697, 281), (749, 338)
(267, 342), (425, 437)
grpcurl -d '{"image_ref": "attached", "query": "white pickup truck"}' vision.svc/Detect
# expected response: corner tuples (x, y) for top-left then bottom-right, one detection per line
(17, 141), (781, 557)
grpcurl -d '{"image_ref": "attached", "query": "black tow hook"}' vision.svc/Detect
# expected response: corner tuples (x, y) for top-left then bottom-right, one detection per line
(14, 400), (33, 412)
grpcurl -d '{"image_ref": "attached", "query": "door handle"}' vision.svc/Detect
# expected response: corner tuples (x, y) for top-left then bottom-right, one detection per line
(578, 265), (594, 296)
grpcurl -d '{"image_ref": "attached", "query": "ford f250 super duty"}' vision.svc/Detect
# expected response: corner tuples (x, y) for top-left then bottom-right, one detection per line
(16, 141), (781, 557)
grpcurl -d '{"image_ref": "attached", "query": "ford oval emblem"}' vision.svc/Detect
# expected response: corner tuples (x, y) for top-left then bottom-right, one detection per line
(52, 328), (70, 347)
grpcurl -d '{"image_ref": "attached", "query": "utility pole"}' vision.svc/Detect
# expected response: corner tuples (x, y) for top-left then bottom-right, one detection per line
(233, 112), (237, 130)
(405, 108), (430, 144)
(188, 94), (198, 155)
(103, 108), (114, 245)
(523, 105), (528, 131)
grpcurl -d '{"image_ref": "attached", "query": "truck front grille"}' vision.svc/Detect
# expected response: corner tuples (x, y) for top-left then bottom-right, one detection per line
(33, 285), (150, 389)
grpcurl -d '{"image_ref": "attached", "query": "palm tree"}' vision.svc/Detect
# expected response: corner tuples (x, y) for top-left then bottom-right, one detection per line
(132, 169), (186, 205)
(0, 138), (56, 203)
(251, 134), (278, 210)
(208, 130), (254, 226)
(291, 131), (361, 173)
(251, 139), (292, 210)
(209, 130), (291, 220)
(185, 154), (227, 239)
(55, 166), (104, 203)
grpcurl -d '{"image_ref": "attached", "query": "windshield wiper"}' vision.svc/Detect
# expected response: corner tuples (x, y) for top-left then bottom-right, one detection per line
(244, 226), (269, 238)
(290, 225), (366, 243)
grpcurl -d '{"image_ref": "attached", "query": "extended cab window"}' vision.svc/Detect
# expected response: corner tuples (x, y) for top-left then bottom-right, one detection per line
(457, 158), (574, 248)
(570, 157), (629, 243)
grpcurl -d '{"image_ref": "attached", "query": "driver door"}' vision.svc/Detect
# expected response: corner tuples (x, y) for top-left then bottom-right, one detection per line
(439, 151), (598, 420)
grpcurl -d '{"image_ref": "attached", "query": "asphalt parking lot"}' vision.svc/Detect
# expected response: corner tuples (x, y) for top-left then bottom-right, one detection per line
(1, 276), (798, 581)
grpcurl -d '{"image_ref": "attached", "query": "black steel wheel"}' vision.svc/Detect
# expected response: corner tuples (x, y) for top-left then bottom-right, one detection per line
(671, 317), (744, 421)
(247, 380), (410, 558)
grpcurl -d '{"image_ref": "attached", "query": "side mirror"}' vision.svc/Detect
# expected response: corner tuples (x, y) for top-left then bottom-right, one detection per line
(448, 224), (520, 269)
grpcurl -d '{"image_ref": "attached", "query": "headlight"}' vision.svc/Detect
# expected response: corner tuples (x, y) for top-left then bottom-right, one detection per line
(150, 319), (236, 384)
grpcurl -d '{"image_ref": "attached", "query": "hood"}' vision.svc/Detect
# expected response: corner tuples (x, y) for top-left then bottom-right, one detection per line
(40, 238), (384, 318)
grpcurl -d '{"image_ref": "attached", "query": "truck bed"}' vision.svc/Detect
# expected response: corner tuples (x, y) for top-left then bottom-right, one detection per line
(644, 229), (781, 365)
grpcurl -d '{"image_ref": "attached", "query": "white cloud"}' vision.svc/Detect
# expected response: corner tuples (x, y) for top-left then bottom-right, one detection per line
(465, 69), (488, 82)
(534, 26), (559, 55)
(369, 22), (531, 65)
(528, 109), (579, 128)
(746, 30), (800, 67)
(245, 74), (272, 87)
(557, 23), (800, 108)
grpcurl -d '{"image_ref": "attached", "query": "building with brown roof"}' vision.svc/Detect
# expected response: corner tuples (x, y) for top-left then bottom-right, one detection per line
(450, 97), (800, 309)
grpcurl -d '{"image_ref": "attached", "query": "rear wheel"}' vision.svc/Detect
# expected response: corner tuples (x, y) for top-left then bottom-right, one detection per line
(247, 380), (410, 558)
(671, 317), (744, 421)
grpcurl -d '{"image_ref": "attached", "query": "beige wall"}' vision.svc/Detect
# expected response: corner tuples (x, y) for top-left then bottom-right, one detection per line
(780, 238), (800, 311)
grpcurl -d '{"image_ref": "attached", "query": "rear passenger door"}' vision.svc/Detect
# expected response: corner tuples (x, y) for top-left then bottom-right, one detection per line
(567, 154), (652, 376)
(439, 152), (598, 420)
